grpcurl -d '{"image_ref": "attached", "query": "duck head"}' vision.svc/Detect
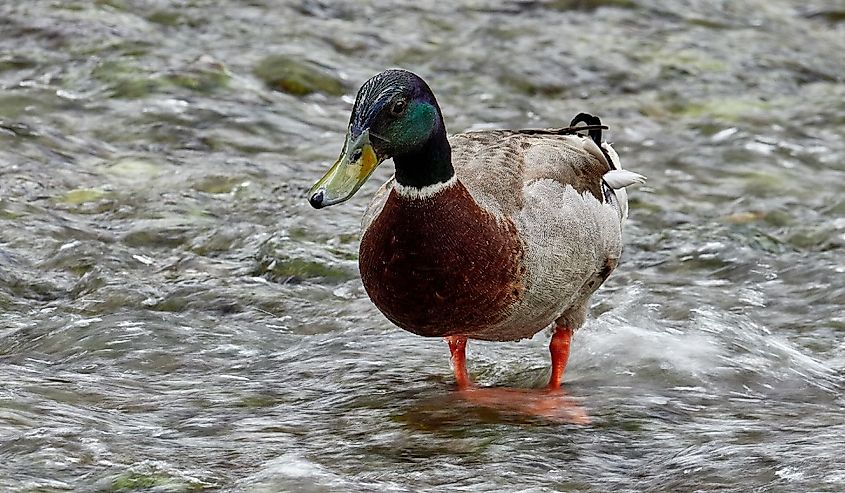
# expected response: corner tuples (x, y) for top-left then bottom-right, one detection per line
(309, 69), (452, 209)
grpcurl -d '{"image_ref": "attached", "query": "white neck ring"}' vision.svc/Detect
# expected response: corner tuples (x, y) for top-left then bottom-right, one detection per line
(393, 175), (458, 200)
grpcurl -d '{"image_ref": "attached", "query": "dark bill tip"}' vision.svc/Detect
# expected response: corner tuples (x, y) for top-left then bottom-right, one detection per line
(309, 189), (325, 209)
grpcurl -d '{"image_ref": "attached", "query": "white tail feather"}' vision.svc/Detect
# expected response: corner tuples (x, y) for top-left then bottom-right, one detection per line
(603, 169), (646, 189)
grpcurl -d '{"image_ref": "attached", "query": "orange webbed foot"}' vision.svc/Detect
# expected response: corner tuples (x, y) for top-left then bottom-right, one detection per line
(456, 386), (591, 424)
(443, 329), (589, 424)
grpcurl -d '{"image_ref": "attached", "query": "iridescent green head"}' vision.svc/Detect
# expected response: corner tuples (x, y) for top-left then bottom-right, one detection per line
(309, 69), (452, 208)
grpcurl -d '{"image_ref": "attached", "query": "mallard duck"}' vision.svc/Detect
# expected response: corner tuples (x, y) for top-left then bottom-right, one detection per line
(309, 69), (644, 392)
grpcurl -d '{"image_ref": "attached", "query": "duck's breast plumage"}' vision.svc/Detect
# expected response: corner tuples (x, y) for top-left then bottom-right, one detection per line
(359, 182), (524, 337)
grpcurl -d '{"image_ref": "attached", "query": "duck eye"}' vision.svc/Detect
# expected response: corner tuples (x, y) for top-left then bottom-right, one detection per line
(350, 148), (363, 161)
(389, 99), (407, 116)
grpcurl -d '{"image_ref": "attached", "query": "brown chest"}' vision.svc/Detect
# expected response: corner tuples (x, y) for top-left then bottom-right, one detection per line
(359, 183), (524, 337)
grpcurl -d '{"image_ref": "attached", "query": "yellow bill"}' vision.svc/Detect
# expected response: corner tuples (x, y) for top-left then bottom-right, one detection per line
(309, 130), (381, 209)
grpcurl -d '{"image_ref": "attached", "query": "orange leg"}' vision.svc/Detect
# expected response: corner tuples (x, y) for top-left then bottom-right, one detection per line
(445, 335), (472, 390)
(548, 326), (573, 390)
(435, 329), (587, 424)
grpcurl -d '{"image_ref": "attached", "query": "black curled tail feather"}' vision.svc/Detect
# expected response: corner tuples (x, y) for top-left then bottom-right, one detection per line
(569, 113), (603, 146)
(571, 112), (621, 210)
(570, 112), (617, 171)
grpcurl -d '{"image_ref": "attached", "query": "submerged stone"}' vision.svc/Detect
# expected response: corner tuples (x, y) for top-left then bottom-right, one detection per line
(55, 188), (111, 206)
(122, 218), (207, 248)
(164, 56), (230, 93)
(254, 256), (353, 283)
(0, 55), (38, 73)
(253, 234), (356, 283)
(92, 60), (162, 99)
(547, 0), (637, 11)
(192, 175), (244, 194)
(146, 10), (184, 26)
(104, 158), (163, 180)
(253, 55), (345, 96)
(92, 56), (229, 99)
(804, 9), (845, 24)
(110, 470), (204, 492)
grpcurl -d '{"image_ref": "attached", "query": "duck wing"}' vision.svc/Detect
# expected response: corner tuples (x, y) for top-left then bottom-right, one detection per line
(450, 120), (632, 220)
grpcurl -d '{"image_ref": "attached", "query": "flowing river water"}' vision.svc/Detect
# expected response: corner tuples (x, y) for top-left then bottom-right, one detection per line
(1, 1), (844, 491)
